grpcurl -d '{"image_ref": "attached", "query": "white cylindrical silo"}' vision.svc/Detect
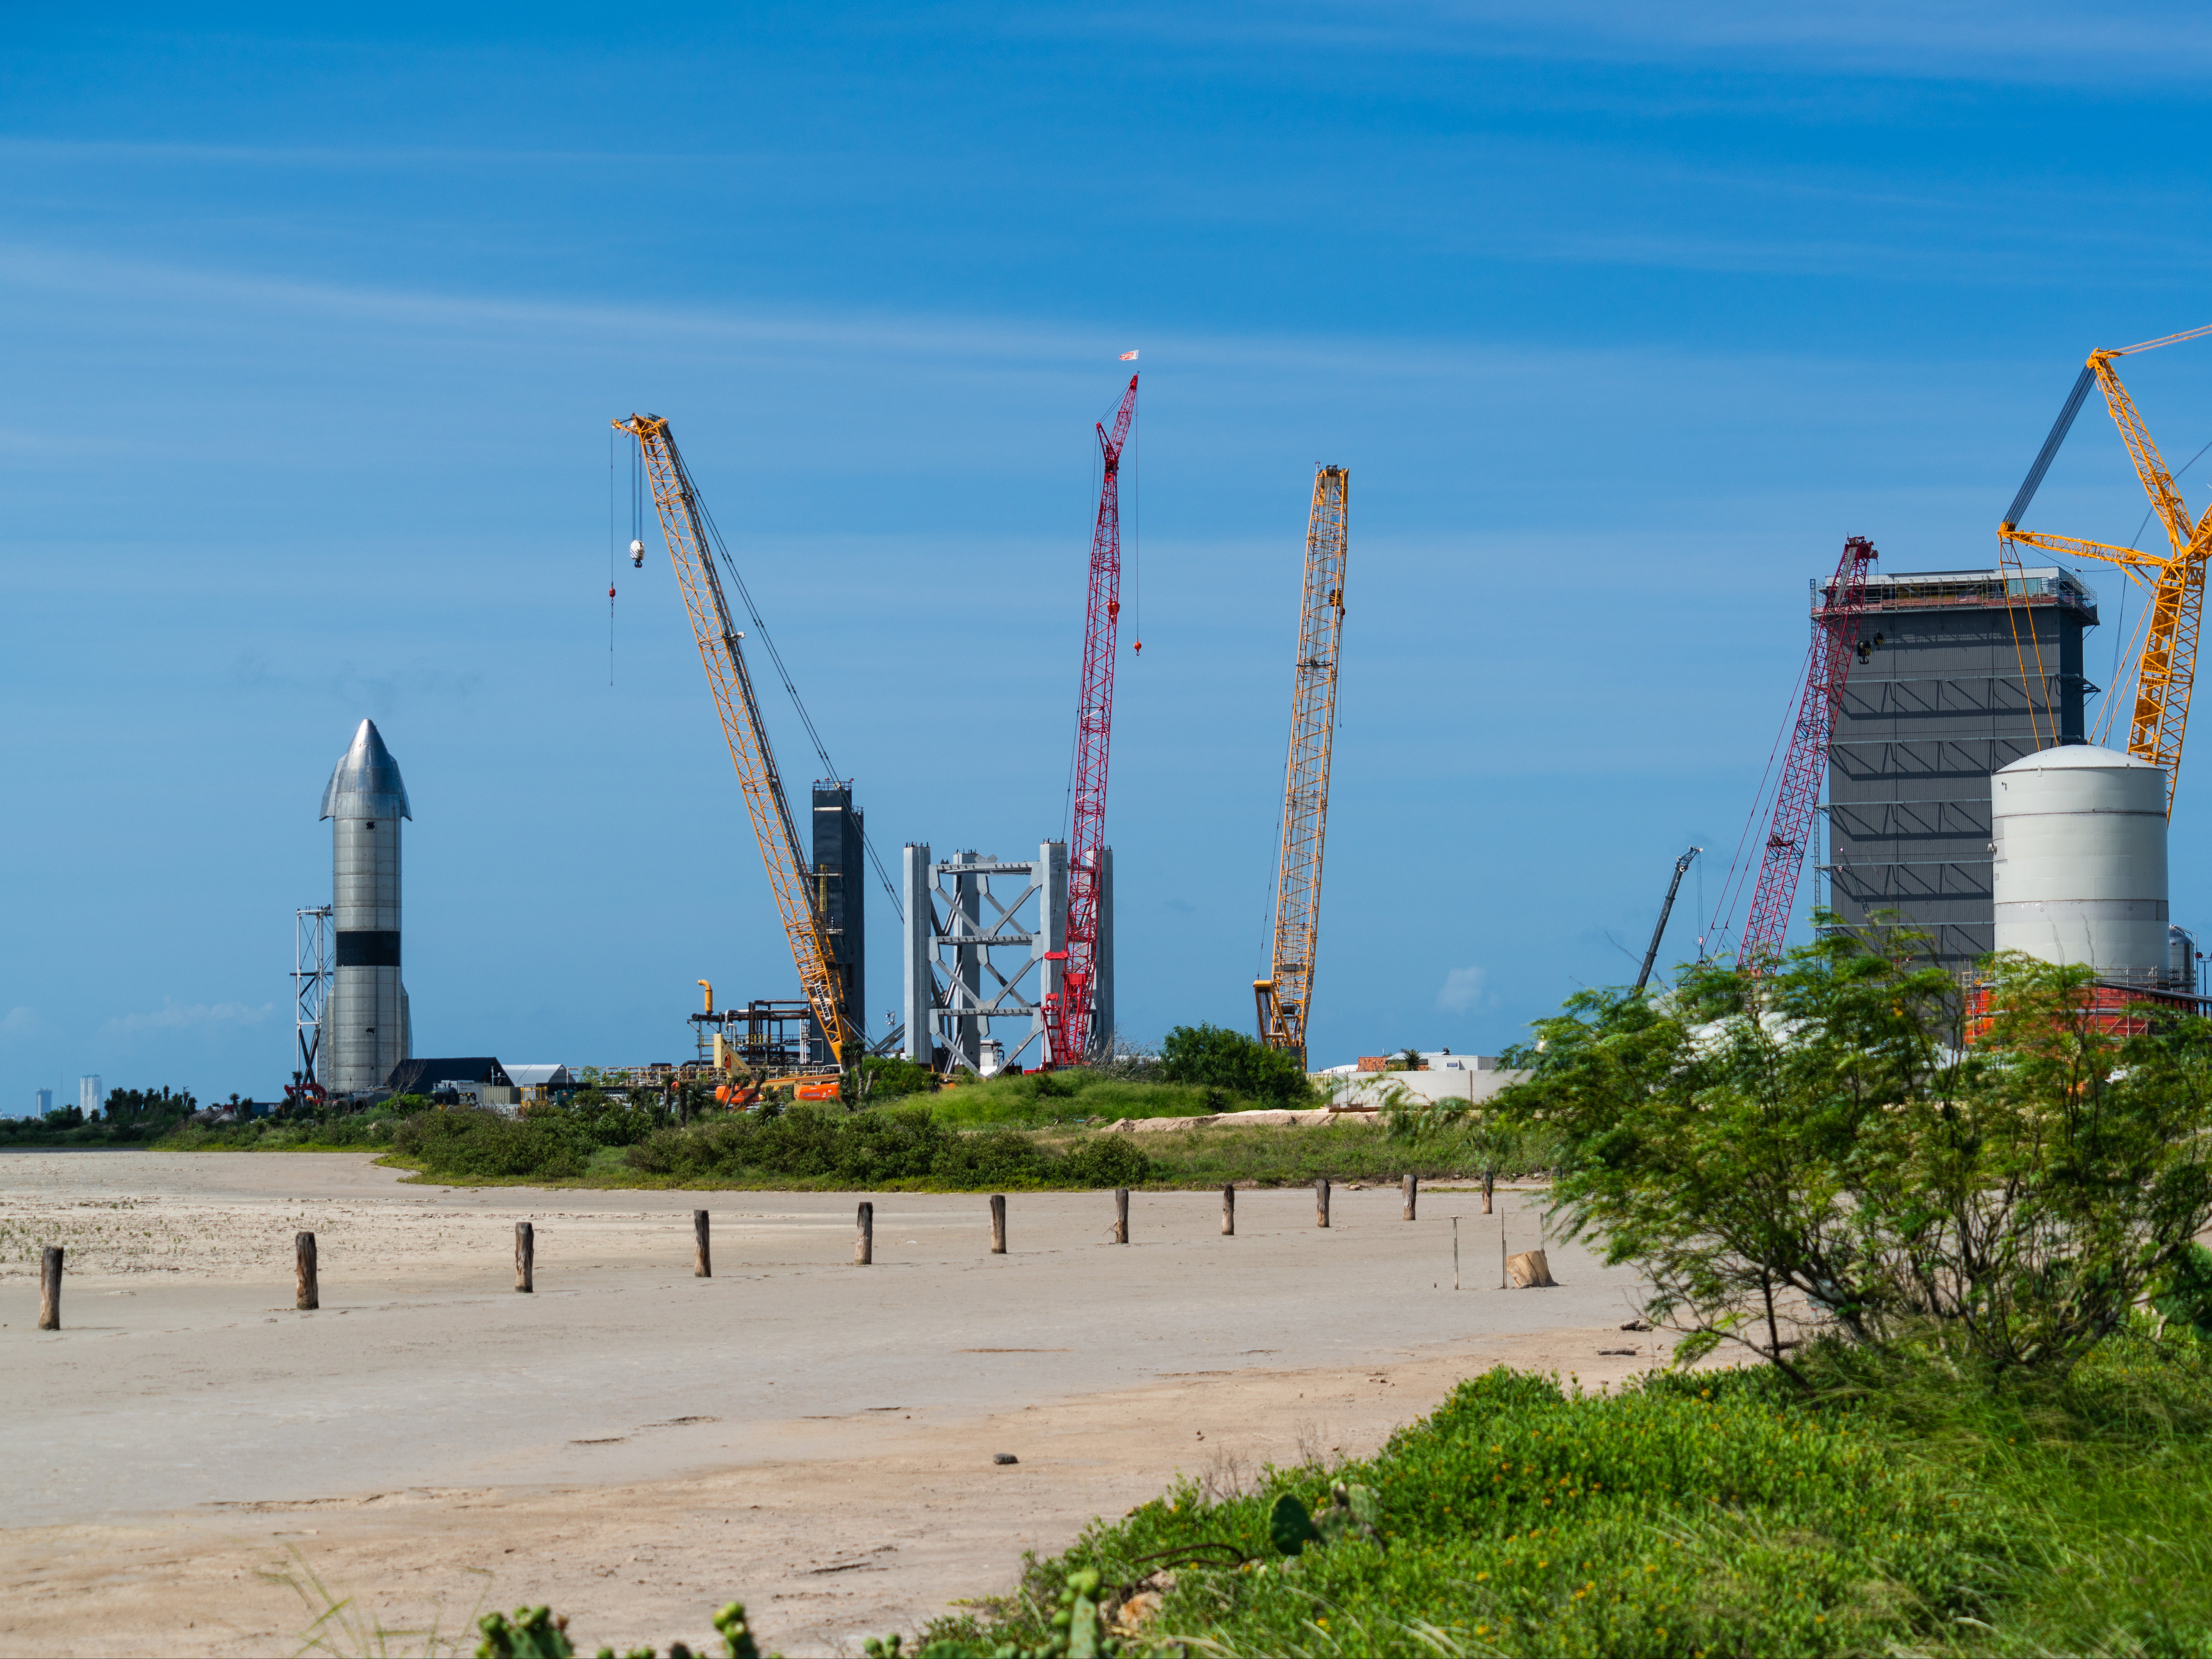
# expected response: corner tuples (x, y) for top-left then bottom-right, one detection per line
(1991, 745), (2168, 980)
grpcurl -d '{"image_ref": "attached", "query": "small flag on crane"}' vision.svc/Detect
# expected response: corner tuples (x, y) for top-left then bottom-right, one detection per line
(1119, 350), (1139, 360)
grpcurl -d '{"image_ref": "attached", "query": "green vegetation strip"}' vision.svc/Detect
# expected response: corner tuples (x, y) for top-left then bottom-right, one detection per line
(457, 1336), (2212, 1658)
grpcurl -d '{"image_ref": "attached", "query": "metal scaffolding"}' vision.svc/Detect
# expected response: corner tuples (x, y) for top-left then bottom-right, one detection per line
(903, 843), (1112, 1074)
(293, 905), (333, 1093)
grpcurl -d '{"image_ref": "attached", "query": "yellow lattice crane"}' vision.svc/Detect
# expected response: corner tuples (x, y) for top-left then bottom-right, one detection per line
(616, 414), (852, 1069)
(2000, 322), (2212, 814)
(1254, 466), (1349, 1068)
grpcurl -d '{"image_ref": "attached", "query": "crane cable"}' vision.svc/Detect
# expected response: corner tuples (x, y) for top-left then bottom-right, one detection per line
(675, 469), (905, 922)
(1710, 669), (1805, 957)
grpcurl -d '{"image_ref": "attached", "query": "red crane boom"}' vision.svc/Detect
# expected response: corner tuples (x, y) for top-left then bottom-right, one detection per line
(1044, 373), (1138, 1067)
(1739, 536), (1878, 962)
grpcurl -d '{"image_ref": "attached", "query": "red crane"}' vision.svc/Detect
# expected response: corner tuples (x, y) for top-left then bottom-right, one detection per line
(1738, 536), (1878, 963)
(1043, 373), (1138, 1067)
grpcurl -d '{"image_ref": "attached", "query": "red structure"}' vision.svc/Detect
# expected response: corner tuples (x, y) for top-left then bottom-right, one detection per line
(1740, 536), (1879, 961)
(1043, 374), (1138, 1067)
(1964, 977), (2203, 1045)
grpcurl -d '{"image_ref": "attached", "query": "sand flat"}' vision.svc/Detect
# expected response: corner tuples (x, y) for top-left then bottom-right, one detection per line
(1, 1152), (1663, 1656)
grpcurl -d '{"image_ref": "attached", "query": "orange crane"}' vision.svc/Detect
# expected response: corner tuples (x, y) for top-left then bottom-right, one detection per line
(2000, 322), (2212, 813)
(1253, 466), (1349, 1068)
(616, 414), (852, 1069)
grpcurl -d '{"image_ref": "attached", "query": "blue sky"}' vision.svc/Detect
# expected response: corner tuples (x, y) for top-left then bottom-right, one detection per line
(7, 2), (2212, 1104)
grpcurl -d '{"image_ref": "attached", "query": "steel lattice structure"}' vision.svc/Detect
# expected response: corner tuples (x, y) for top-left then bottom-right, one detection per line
(2000, 323), (2212, 816)
(292, 904), (332, 1099)
(1254, 465), (1349, 1067)
(1740, 536), (1879, 961)
(1043, 375), (1137, 1067)
(616, 414), (851, 1067)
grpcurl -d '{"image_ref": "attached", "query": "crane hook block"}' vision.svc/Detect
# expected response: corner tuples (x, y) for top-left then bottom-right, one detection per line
(630, 539), (645, 568)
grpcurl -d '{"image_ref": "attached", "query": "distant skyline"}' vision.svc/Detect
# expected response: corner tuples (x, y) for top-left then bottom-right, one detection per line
(6, 3), (2212, 1101)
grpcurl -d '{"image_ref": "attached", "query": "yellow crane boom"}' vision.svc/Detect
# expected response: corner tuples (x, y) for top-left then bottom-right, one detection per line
(1254, 466), (1349, 1068)
(616, 414), (852, 1068)
(2001, 325), (2212, 814)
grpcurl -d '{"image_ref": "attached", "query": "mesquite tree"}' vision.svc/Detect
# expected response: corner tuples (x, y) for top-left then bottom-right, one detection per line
(1496, 924), (2212, 1383)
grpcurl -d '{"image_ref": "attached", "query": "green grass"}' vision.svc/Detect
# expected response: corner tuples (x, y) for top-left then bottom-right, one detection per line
(347, 1102), (1554, 1193)
(124, 1088), (1552, 1196)
(905, 1334), (2212, 1658)
(1117, 1118), (1552, 1189)
(371, 1112), (1543, 1193)
(917, 1072), (1249, 1129)
(161, 1116), (404, 1152)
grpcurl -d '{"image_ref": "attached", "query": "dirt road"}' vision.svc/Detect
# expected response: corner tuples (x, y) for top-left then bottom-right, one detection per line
(0, 1152), (1665, 1656)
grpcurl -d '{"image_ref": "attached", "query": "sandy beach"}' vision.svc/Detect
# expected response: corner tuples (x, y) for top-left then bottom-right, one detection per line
(0, 1151), (1667, 1656)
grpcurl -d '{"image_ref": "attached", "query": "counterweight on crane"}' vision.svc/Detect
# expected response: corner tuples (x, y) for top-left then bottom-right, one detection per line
(1738, 536), (1878, 962)
(1042, 374), (1138, 1069)
(1254, 466), (1349, 1067)
(615, 414), (853, 1069)
(2000, 323), (2212, 815)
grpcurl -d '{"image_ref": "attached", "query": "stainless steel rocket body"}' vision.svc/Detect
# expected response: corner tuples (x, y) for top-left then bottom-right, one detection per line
(320, 720), (411, 1095)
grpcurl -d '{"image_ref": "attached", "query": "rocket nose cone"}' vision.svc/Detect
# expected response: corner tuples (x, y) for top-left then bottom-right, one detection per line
(321, 718), (412, 821)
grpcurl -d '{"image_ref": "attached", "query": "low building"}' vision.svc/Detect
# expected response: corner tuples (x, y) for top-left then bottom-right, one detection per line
(503, 1064), (574, 1108)
(1317, 1051), (1527, 1107)
(385, 1057), (518, 1109)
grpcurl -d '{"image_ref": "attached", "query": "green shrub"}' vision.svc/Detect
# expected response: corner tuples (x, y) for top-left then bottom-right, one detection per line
(857, 1056), (936, 1101)
(391, 1107), (594, 1181)
(1500, 928), (2212, 1381)
(625, 1104), (1151, 1190)
(916, 1365), (2006, 1657)
(1059, 1133), (1153, 1188)
(929, 1071), (1225, 1128)
(1159, 1024), (1312, 1107)
(2155, 1243), (2212, 1342)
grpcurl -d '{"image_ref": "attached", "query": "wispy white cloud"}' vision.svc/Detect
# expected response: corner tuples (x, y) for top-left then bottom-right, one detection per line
(101, 1000), (275, 1039)
(0, 1007), (43, 1038)
(1083, 0), (2212, 87)
(1437, 966), (1488, 1011)
(0, 230), (2038, 406)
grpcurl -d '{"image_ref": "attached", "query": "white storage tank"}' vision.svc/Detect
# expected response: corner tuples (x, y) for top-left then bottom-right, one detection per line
(1992, 745), (2169, 979)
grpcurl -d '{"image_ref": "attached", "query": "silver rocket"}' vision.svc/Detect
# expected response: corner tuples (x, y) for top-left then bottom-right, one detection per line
(320, 719), (411, 1095)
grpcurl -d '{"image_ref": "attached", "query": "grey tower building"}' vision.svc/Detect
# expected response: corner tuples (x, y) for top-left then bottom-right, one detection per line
(319, 719), (412, 1094)
(1825, 566), (2098, 973)
(808, 781), (865, 1067)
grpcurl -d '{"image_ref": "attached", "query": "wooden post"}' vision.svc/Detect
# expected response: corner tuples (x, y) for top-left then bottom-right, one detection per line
(1500, 1214), (1509, 1290)
(693, 1210), (712, 1278)
(515, 1221), (534, 1293)
(989, 1194), (1007, 1255)
(37, 1246), (61, 1330)
(1451, 1216), (1460, 1292)
(1113, 1188), (1129, 1245)
(1221, 1184), (1235, 1236)
(1482, 1170), (1495, 1215)
(1402, 1173), (1418, 1221)
(295, 1231), (318, 1311)
(1315, 1177), (1331, 1229)
(856, 1201), (873, 1266)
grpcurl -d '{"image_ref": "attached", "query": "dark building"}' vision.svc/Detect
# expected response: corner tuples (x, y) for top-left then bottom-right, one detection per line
(808, 780), (865, 1065)
(384, 1057), (513, 1096)
(1824, 565), (2100, 973)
